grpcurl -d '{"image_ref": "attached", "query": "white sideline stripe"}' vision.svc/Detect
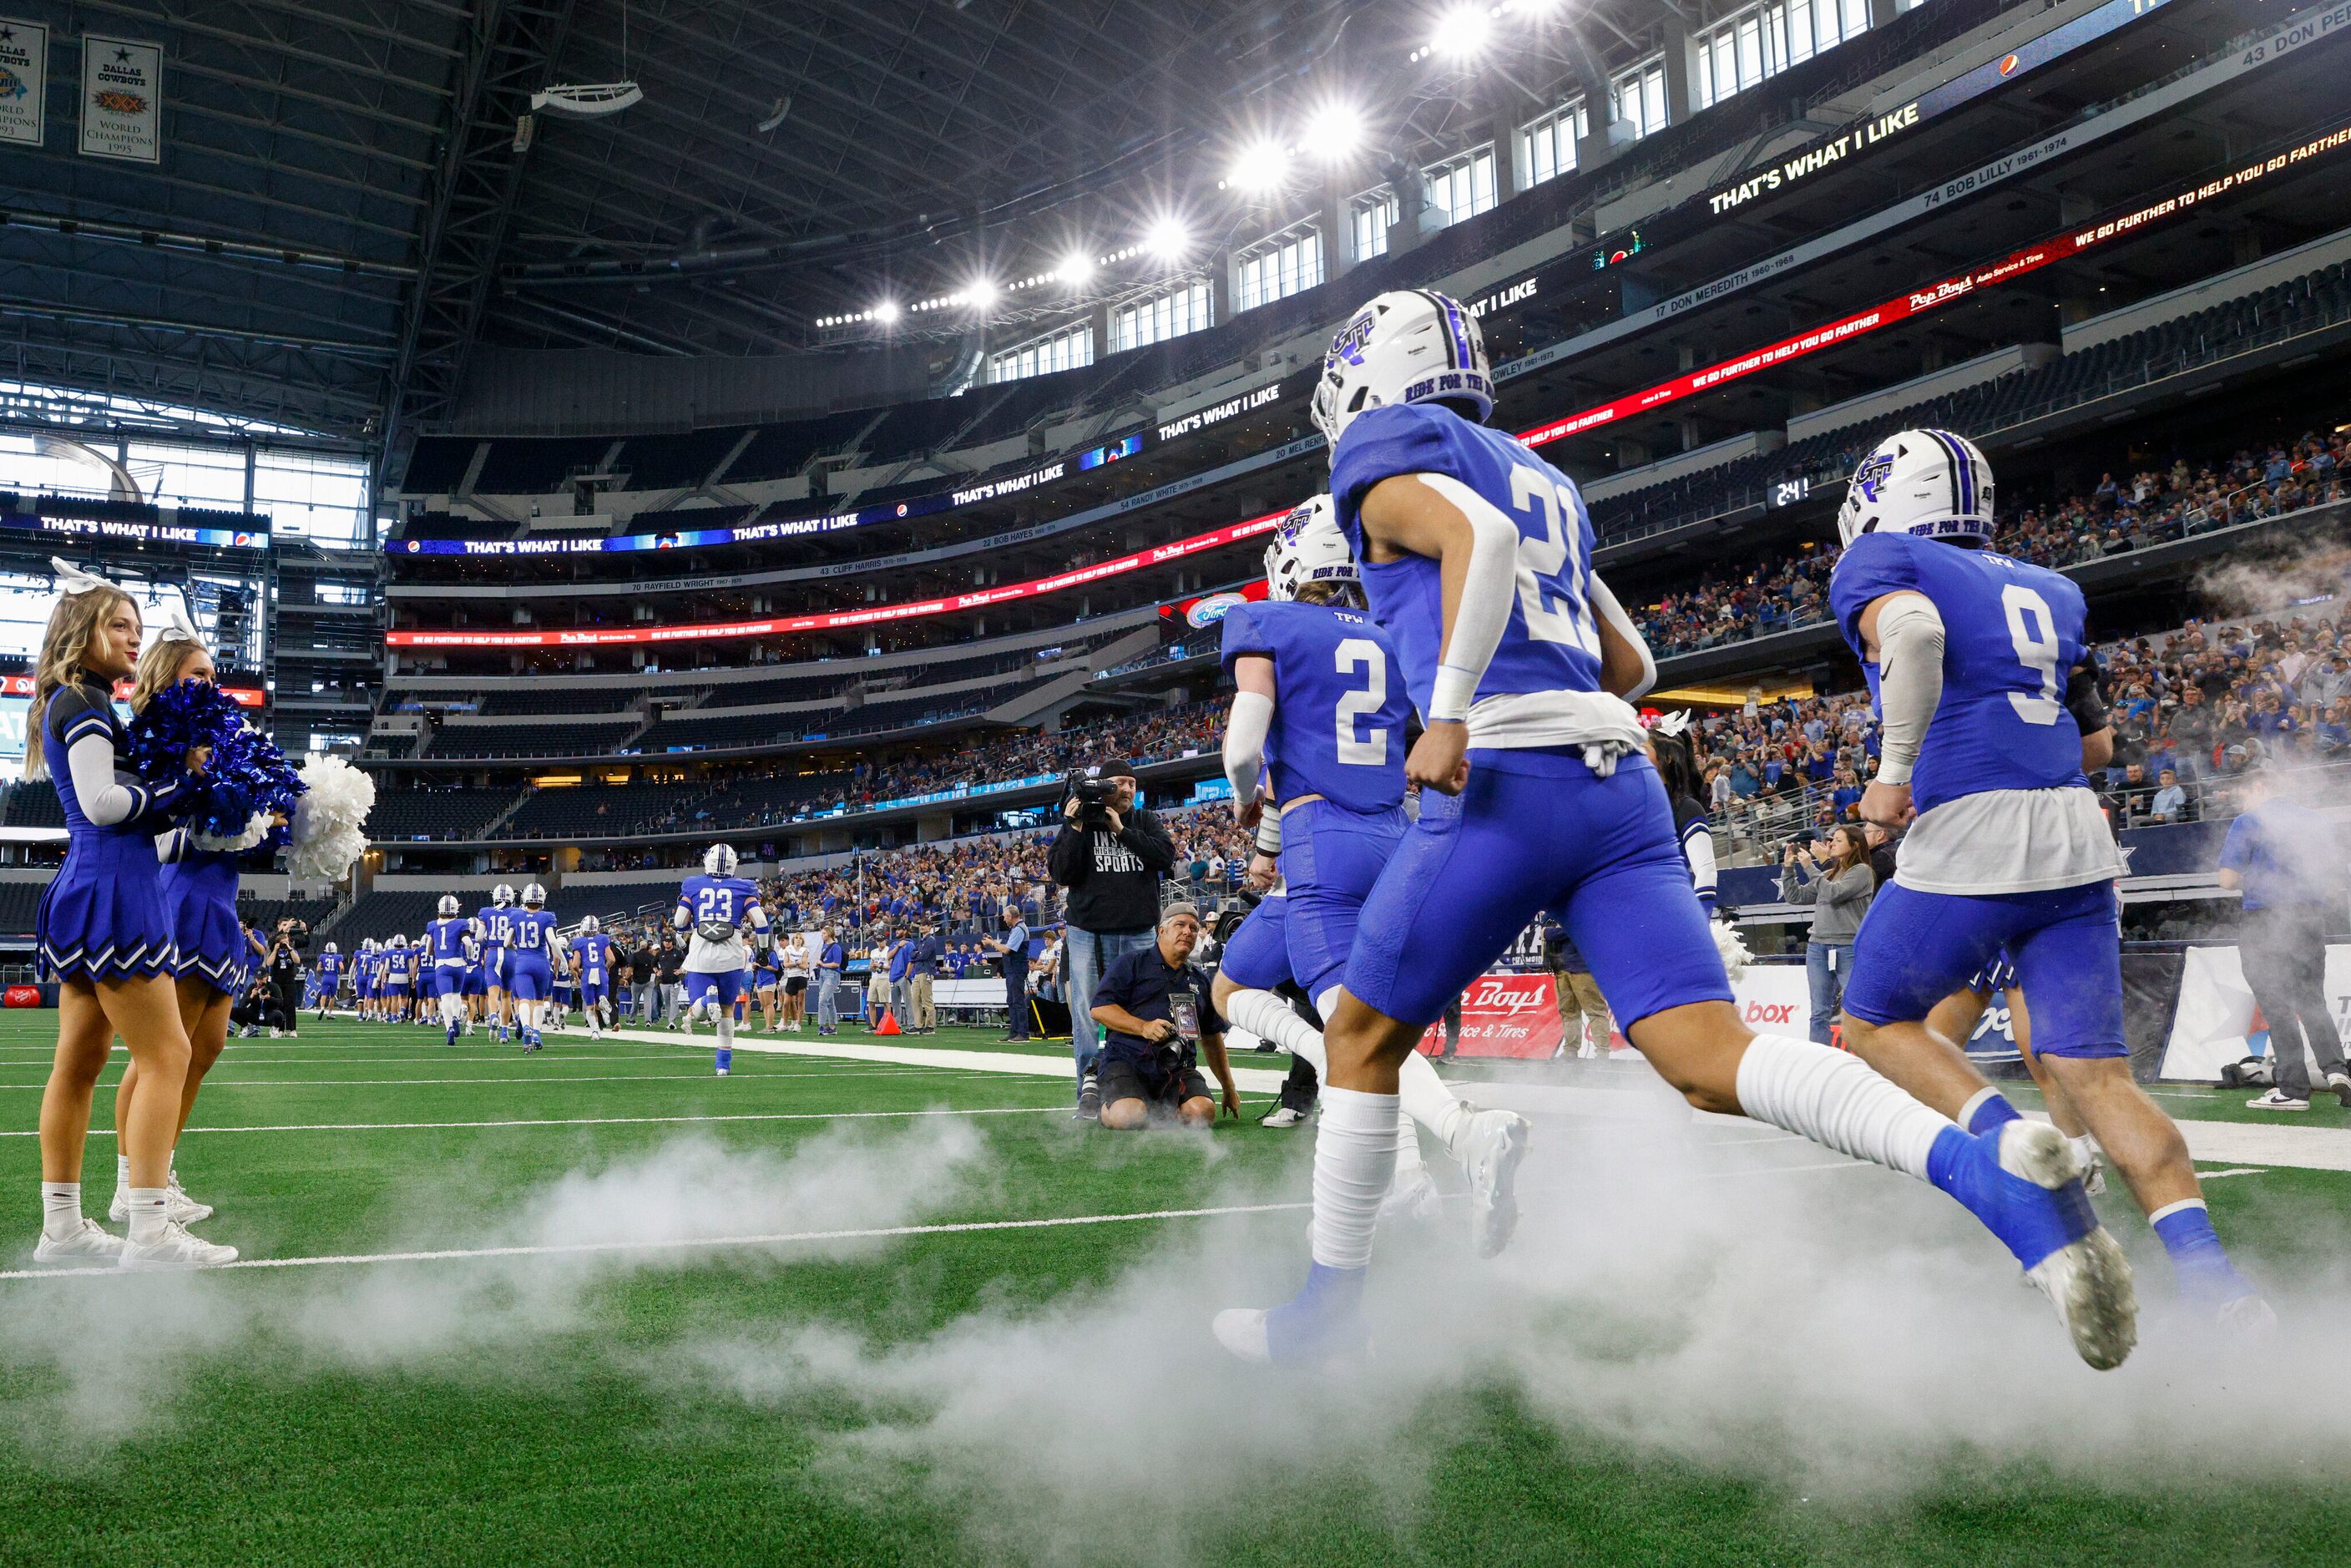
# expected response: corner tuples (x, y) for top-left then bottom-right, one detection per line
(599, 1024), (1310, 1091)
(0, 1105), (1069, 1140)
(2195, 1166), (2268, 1180)
(0, 1067), (972, 1091)
(0, 1201), (1317, 1282)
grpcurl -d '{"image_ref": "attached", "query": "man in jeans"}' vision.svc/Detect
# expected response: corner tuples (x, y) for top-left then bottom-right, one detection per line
(984, 906), (1032, 1040)
(2220, 768), (2351, 1110)
(1048, 758), (1176, 1118)
(815, 927), (843, 1036)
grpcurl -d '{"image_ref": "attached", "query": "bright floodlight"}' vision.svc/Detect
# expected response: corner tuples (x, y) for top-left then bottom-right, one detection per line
(1302, 101), (1368, 162)
(1430, 4), (1494, 59)
(873, 300), (902, 325)
(1143, 218), (1190, 261)
(963, 280), (999, 309)
(1225, 138), (1290, 195)
(1054, 251), (1096, 286)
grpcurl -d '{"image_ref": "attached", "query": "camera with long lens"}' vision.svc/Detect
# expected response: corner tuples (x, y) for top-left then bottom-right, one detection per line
(1067, 770), (1116, 827)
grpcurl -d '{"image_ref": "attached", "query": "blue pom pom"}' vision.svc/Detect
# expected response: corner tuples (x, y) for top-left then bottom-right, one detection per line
(124, 680), (306, 842)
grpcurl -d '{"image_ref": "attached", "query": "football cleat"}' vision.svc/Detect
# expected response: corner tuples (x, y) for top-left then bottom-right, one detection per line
(1962, 1121), (2136, 1370)
(33, 1218), (125, 1264)
(1259, 1105), (1309, 1129)
(1213, 1264), (1370, 1367)
(1454, 1105), (1532, 1259)
(118, 1222), (238, 1270)
(1378, 1164), (1442, 1225)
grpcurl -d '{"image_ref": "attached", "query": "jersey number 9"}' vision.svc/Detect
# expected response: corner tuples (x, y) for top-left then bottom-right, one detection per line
(2001, 584), (2065, 726)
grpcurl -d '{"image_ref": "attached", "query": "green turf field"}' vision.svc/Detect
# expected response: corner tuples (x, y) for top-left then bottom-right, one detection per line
(0, 1013), (2346, 1565)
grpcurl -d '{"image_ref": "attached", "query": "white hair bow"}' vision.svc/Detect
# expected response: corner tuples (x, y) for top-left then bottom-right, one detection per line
(154, 600), (206, 647)
(49, 556), (120, 599)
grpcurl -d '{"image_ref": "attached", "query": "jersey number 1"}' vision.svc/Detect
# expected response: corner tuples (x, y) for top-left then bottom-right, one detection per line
(2002, 584), (2064, 726)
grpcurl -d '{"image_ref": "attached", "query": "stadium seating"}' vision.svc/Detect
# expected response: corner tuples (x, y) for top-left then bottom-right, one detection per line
(0, 880), (46, 938)
(367, 788), (522, 842)
(427, 720), (645, 759)
(0, 783), (64, 830)
(502, 780), (720, 840)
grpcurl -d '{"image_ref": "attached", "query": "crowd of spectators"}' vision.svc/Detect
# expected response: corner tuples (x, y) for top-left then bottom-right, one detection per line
(1637, 428), (2350, 658)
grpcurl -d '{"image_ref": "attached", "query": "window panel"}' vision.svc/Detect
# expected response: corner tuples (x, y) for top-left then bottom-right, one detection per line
(990, 322), (1095, 385)
(1235, 224), (1324, 313)
(1112, 281), (1212, 352)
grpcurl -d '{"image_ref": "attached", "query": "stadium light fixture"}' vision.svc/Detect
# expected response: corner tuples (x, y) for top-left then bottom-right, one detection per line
(1426, 4), (1497, 61)
(963, 279), (999, 310)
(872, 301), (901, 325)
(1221, 137), (1291, 195)
(1301, 101), (1368, 163)
(1054, 251), (1096, 286)
(1142, 218), (1191, 263)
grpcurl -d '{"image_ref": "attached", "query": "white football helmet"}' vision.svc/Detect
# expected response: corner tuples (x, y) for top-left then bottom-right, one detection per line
(1836, 428), (1995, 548)
(360, 937), (377, 953)
(390, 933), (407, 948)
(1312, 289), (1494, 449)
(325, 943), (338, 955)
(1264, 494), (1359, 604)
(493, 883), (516, 907)
(704, 843), (739, 878)
(522, 883), (547, 908)
(579, 914), (600, 934)
(437, 893), (460, 918)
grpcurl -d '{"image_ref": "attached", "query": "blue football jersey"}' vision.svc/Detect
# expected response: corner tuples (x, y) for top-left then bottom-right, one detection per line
(1828, 532), (2091, 814)
(572, 933), (611, 979)
(1330, 402), (1607, 716)
(1220, 599), (1409, 812)
(319, 953), (340, 981)
(508, 908), (559, 953)
(677, 873), (761, 929)
(427, 917), (472, 964)
(475, 903), (515, 952)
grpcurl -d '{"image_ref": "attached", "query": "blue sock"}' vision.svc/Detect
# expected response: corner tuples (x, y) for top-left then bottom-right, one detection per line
(2151, 1200), (2253, 1303)
(715, 1048), (732, 1073)
(1924, 1125), (2093, 1269)
(1963, 1090), (2022, 1136)
(1265, 1262), (1368, 1361)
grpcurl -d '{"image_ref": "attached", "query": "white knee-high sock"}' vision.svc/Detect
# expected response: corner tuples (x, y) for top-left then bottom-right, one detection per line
(1732, 1034), (1952, 1180)
(1226, 988), (1466, 1148)
(1393, 1115), (1425, 1177)
(715, 1012), (736, 1050)
(1311, 1086), (1400, 1270)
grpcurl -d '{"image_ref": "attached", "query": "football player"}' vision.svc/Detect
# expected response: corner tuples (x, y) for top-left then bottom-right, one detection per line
(1216, 291), (2133, 1370)
(676, 844), (769, 1075)
(1827, 428), (2267, 1333)
(503, 883), (561, 1052)
(424, 894), (477, 1047)
(476, 883), (518, 1044)
(1211, 494), (1531, 1253)
(572, 915), (614, 1039)
(313, 942), (341, 1020)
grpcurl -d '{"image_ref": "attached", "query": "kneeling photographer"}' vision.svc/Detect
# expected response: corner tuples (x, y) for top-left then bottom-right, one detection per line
(1049, 758), (1176, 1118)
(1089, 903), (1238, 1130)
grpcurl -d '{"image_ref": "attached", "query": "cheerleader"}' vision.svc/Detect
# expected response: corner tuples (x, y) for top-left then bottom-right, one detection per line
(108, 615), (276, 1231)
(28, 564), (235, 1268)
(779, 932), (809, 1033)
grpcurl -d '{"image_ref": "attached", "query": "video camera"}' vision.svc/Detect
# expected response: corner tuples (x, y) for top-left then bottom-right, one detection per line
(1066, 768), (1118, 827)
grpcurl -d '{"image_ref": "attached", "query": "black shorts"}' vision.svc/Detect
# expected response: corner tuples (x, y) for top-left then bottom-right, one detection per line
(784, 976), (807, 995)
(1099, 1055), (1211, 1110)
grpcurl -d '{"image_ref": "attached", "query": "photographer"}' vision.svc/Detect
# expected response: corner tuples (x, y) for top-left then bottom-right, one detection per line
(1089, 903), (1237, 1130)
(265, 920), (307, 1038)
(1049, 758), (1176, 1116)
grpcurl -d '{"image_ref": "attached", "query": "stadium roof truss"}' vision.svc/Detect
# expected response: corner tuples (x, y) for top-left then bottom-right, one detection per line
(3, 0), (1676, 462)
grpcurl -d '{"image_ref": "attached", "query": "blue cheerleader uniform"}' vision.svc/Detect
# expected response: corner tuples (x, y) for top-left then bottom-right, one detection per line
(159, 832), (267, 999)
(36, 682), (198, 983)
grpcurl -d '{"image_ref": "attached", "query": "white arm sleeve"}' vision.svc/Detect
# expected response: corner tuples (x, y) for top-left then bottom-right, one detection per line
(1873, 594), (1947, 787)
(1684, 823), (1719, 904)
(67, 731), (145, 828)
(1255, 801), (1282, 857)
(1223, 690), (1273, 808)
(1413, 473), (1521, 722)
(672, 903), (691, 931)
(1588, 571), (1656, 700)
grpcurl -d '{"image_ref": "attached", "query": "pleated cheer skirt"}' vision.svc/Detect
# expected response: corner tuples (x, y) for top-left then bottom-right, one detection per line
(38, 829), (179, 984)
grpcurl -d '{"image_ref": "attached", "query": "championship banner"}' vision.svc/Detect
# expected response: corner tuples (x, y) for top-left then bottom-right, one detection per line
(2160, 943), (2351, 1082)
(78, 34), (158, 164)
(0, 19), (47, 147)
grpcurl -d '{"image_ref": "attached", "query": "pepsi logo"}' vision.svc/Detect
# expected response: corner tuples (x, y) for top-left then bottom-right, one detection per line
(1998, 53), (2019, 75)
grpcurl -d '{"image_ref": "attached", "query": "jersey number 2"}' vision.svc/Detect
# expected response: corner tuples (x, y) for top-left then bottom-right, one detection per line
(2002, 584), (2064, 726)
(1332, 639), (1389, 766)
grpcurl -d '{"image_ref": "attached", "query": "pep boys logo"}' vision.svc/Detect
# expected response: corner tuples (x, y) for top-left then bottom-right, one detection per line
(1464, 974), (1552, 1013)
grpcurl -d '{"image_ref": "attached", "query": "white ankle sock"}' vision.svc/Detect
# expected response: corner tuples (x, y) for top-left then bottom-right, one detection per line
(1732, 1034), (1950, 1181)
(2070, 1133), (2099, 1165)
(115, 1154), (130, 1191)
(41, 1182), (81, 1241)
(124, 1187), (167, 1245)
(1312, 1086), (1400, 1269)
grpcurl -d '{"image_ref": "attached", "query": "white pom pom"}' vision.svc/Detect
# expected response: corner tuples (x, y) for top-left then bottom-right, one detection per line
(289, 756), (377, 882)
(1710, 917), (1752, 982)
(193, 809), (274, 856)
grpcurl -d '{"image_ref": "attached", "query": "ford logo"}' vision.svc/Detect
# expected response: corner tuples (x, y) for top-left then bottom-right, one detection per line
(1186, 592), (1244, 630)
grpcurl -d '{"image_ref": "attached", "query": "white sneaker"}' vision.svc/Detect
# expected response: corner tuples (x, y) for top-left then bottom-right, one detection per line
(2326, 1070), (2351, 1109)
(2247, 1088), (2309, 1110)
(1379, 1165), (1443, 1223)
(1258, 1105), (1309, 1129)
(33, 1217), (125, 1264)
(109, 1181), (211, 1225)
(1454, 1105), (1532, 1258)
(118, 1221), (238, 1271)
(2219, 1293), (2279, 1338)
(2005, 1121), (2137, 1372)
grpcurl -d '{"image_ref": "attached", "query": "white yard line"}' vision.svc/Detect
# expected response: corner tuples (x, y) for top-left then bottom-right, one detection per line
(2194, 1167), (2269, 1179)
(0, 1201), (1318, 1282)
(0, 1104), (1070, 1140)
(0, 1066), (973, 1091)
